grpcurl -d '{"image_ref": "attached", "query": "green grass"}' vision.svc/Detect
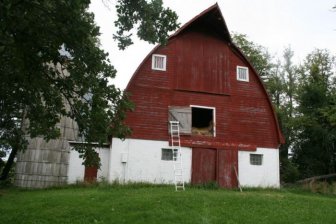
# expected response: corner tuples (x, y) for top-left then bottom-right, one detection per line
(0, 184), (336, 224)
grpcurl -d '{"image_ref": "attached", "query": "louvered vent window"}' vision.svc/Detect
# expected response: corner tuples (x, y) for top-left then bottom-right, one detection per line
(250, 154), (263, 166)
(237, 66), (249, 82)
(152, 54), (167, 71)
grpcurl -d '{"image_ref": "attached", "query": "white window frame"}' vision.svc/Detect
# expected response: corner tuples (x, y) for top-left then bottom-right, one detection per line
(236, 66), (249, 82)
(250, 153), (263, 166)
(152, 54), (167, 71)
(190, 105), (216, 137)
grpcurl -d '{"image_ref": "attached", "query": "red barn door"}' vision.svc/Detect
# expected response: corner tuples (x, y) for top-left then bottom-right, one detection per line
(191, 148), (238, 188)
(217, 149), (238, 188)
(191, 148), (217, 184)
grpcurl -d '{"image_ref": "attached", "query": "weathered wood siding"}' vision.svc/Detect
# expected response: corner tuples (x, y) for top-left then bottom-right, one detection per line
(192, 148), (217, 184)
(175, 31), (231, 95)
(125, 25), (281, 188)
(126, 31), (280, 149)
(15, 116), (78, 188)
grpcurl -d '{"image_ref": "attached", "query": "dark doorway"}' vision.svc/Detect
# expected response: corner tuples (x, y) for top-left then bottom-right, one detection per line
(191, 107), (214, 136)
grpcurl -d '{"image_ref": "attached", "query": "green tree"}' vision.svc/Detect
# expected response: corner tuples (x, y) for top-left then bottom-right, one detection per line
(0, 0), (178, 181)
(277, 47), (299, 182)
(114, 0), (179, 50)
(232, 33), (274, 83)
(293, 49), (336, 178)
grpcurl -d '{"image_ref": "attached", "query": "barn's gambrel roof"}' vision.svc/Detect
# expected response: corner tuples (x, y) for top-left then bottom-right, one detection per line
(126, 3), (285, 145)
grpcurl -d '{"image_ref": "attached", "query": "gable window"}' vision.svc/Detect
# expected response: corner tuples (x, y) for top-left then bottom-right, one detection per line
(250, 154), (263, 165)
(152, 54), (167, 71)
(237, 66), (249, 82)
(191, 106), (215, 137)
(161, 148), (177, 161)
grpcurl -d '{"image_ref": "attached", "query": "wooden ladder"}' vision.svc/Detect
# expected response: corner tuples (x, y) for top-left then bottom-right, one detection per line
(169, 121), (185, 191)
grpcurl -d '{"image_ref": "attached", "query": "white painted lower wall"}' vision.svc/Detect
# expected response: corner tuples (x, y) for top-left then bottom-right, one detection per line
(67, 147), (110, 183)
(109, 138), (192, 184)
(238, 147), (280, 188)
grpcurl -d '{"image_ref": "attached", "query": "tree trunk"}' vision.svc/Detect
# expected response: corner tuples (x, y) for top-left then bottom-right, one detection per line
(0, 147), (18, 181)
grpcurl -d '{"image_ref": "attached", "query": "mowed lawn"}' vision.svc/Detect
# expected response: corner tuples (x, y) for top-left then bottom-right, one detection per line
(0, 185), (335, 224)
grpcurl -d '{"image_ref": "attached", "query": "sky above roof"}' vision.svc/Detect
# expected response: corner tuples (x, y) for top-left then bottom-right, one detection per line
(90, 0), (336, 89)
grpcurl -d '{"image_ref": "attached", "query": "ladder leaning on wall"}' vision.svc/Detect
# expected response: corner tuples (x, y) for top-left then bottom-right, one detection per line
(169, 121), (185, 191)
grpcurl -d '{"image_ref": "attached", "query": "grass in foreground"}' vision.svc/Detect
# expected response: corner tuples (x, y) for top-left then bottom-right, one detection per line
(0, 184), (335, 224)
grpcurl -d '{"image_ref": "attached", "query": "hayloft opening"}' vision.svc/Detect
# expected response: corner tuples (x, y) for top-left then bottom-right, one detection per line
(192, 107), (215, 136)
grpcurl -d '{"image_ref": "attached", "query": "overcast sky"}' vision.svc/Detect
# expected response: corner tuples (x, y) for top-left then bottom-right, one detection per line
(90, 0), (336, 89)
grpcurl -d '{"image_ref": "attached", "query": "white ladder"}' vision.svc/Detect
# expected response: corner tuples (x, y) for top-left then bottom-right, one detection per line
(169, 121), (185, 191)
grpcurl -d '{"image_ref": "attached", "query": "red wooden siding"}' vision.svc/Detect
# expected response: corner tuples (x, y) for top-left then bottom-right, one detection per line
(192, 148), (217, 184)
(175, 31), (230, 95)
(217, 149), (238, 188)
(192, 148), (238, 188)
(126, 33), (280, 148)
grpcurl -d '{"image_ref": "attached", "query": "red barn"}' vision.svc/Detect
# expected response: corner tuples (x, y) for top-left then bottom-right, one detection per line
(109, 4), (284, 188)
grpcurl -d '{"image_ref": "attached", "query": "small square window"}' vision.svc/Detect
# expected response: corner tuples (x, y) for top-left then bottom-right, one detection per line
(152, 54), (167, 71)
(161, 148), (177, 161)
(237, 66), (249, 82)
(250, 154), (263, 165)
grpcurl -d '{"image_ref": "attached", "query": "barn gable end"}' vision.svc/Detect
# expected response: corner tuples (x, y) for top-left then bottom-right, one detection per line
(111, 4), (283, 188)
